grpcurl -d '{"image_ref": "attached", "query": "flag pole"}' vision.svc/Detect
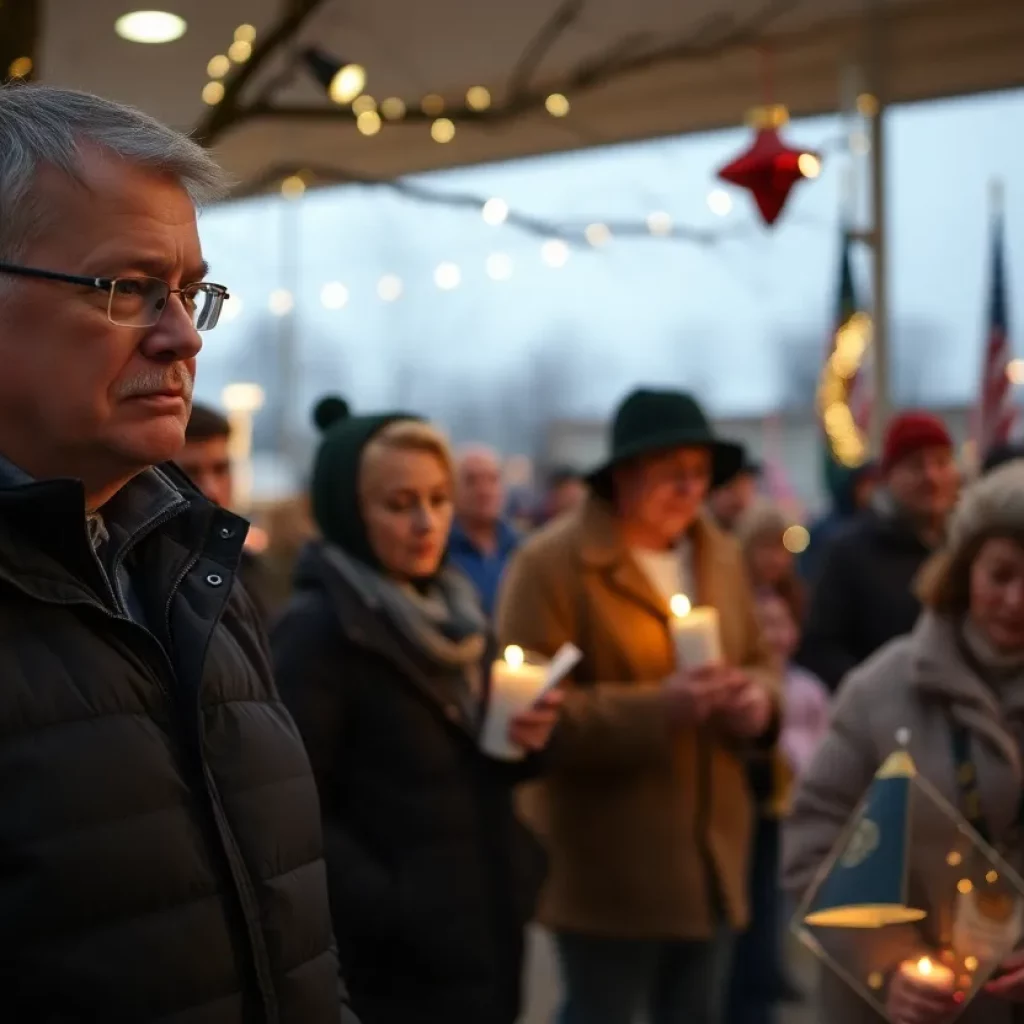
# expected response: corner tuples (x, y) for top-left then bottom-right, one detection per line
(865, 0), (890, 456)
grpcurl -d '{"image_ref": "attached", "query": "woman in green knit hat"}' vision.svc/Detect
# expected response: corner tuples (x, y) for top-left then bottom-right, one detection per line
(272, 396), (561, 1024)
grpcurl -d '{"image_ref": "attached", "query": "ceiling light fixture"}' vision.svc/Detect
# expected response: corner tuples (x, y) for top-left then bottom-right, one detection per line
(114, 10), (187, 45)
(301, 48), (366, 106)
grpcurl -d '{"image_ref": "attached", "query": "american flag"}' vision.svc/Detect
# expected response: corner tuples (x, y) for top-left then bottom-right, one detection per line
(973, 186), (1015, 456)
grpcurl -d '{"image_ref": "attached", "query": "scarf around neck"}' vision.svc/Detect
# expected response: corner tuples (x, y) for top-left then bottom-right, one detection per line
(321, 543), (487, 670)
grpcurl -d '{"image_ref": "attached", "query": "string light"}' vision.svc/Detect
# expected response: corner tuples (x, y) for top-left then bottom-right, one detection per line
(466, 86), (491, 111)
(352, 95), (377, 115)
(202, 81), (225, 105)
(377, 275), (403, 302)
(482, 198), (509, 226)
(280, 175), (306, 199)
(207, 54), (230, 78)
(431, 118), (456, 143)
(585, 223), (611, 247)
(320, 282), (349, 310)
(357, 111), (382, 136)
(1006, 359), (1024, 385)
(228, 40), (252, 63)
(545, 93), (570, 117)
(330, 64), (366, 105)
(421, 94), (445, 116)
(541, 239), (569, 268)
(434, 262), (461, 290)
(707, 189), (733, 216)
(234, 24), (257, 44)
(381, 97), (406, 120)
(7, 56), (33, 79)
(486, 253), (513, 281)
(268, 289), (294, 316)
(647, 211), (673, 236)
(816, 311), (873, 467)
(856, 92), (879, 117)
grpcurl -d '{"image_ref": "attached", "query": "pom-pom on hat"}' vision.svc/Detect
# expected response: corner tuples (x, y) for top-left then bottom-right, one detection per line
(309, 394), (419, 568)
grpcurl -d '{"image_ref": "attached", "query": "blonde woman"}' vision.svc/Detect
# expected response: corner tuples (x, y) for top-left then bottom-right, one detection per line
(784, 462), (1024, 1024)
(272, 398), (561, 1024)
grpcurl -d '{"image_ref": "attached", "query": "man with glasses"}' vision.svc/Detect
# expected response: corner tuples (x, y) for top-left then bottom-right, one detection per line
(0, 85), (349, 1021)
(498, 388), (778, 1024)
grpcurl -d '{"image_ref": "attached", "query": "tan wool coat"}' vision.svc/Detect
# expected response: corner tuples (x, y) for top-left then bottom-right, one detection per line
(783, 613), (1024, 1024)
(496, 495), (778, 940)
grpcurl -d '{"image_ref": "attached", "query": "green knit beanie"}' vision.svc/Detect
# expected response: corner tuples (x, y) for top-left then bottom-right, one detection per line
(309, 395), (419, 569)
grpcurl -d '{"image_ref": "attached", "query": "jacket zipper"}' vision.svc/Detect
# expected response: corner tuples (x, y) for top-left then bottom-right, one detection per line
(164, 552), (280, 1024)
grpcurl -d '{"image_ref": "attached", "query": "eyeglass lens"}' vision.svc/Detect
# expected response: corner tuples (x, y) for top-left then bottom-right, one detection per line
(108, 277), (224, 331)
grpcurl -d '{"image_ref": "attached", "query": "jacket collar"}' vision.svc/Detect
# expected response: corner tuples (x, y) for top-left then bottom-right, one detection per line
(0, 460), (247, 608)
(909, 612), (1024, 771)
(576, 494), (733, 619)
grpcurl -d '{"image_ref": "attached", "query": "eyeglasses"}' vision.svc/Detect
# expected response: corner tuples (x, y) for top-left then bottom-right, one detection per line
(0, 262), (229, 331)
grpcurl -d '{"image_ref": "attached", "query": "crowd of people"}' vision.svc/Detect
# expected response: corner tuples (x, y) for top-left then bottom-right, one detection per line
(4, 80), (1024, 1024)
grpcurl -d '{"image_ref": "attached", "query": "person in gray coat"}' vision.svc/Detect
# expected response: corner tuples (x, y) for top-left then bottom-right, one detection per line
(784, 462), (1024, 1024)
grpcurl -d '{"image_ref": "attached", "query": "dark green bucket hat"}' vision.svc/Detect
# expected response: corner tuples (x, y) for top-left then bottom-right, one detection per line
(586, 387), (744, 495)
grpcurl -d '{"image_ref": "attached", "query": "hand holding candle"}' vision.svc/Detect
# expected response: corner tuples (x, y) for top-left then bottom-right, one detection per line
(669, 593), (722, 670)
(887, 957), (957, 1024)
(481, 644), (579, 760)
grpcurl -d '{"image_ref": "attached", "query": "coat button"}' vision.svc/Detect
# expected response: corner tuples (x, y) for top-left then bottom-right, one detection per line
(205, 573), (224, 587)
(219, 526), (234, 539)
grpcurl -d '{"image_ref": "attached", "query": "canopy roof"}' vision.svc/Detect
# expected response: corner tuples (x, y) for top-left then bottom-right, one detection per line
(27, 0), (1024, 191)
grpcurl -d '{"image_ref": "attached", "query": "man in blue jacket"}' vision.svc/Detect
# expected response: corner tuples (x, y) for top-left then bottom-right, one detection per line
(448, 445), (519, 617)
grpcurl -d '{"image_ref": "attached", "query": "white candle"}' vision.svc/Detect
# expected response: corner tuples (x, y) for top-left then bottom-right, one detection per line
(898, 956), (955, 993)
(669, 593), (722, 670)
(481, 645), (549, 761)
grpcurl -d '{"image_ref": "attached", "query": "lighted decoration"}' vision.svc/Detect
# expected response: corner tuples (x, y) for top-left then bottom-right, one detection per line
(817, 231), (873, 469)
(716, 106), (822, 227)
(817, 311), (873, 468)
(793, 745), (1024, 1023)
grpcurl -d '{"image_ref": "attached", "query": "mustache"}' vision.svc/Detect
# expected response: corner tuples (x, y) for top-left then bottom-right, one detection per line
(115, 364), (195, 401)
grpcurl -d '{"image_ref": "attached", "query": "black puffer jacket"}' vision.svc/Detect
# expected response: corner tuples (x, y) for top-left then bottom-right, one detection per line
(0, 467), (341, 1022)
(272, 543), (547, 1024)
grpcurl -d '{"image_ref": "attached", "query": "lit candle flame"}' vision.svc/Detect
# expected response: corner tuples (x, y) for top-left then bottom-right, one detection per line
(917, 957), (933, 976)
(504, 645), (524, 669)
(669, 594), (692, 618)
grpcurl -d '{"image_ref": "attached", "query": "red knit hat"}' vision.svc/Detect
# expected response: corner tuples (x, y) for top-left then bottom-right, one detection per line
(881, 412), (953, 473)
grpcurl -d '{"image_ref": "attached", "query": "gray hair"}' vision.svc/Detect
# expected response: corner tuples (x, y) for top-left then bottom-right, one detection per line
(0, 83), (230, 260)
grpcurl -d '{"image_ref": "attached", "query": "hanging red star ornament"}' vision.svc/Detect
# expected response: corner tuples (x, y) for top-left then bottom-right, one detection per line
(716, 105), (822, 227)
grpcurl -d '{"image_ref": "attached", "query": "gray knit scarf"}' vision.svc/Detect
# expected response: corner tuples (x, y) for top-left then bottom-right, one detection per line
(322, 543), (487, 670)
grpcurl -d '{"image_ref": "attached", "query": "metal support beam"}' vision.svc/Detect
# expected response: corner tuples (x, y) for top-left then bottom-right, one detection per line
(865, 0), (891, 454)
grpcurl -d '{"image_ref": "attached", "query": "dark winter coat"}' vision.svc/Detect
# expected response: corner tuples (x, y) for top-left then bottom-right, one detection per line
(796, 504), (934, 691)
(0, 464), (341, 1022)
(272, 542), (548, 1024)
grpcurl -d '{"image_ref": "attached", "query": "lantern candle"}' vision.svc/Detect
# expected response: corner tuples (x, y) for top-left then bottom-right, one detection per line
(669, 593), (722, 670)
(898, 956), (955, 994)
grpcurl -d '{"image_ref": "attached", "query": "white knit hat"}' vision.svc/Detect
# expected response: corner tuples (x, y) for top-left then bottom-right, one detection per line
(946, 461), (1024, 555)
(917, 461), (1024, 608)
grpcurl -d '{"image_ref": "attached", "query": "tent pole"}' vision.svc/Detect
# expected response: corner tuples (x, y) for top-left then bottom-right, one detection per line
(865, 0), (891, 453)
